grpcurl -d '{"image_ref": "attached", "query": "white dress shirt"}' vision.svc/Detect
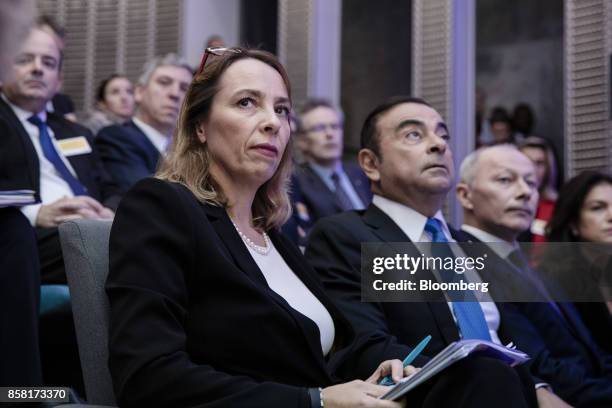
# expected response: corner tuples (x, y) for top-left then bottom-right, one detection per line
(2, 94), (78, 226)
(372, 194), (502, 344)
(132, 117), (170, 154)
(245, 238), (336, 355)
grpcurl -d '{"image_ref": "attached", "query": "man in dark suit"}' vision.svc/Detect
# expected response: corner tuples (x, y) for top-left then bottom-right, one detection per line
(95, 54), (192, 192)
(0, 23), (121, 284)
(456, 144), (612, 407)
(305, 96), (565, 407)
(0, 1), (43, 385)
(291, 99), (372, 234)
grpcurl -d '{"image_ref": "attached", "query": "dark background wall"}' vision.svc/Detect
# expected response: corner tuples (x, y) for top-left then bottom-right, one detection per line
(340, 0), (412, 155)
(477, 0), (564, 158)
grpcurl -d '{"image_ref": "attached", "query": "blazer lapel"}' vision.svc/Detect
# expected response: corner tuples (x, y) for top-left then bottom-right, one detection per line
(202, 204), (270, 287)
(302, 165), (342, 213)
(271, 232), (348, 377)
(362, 204), (459, 344)
(202, 204), (334, 380)
(0, 98), (39, 195)
(129, 121), (162, 171)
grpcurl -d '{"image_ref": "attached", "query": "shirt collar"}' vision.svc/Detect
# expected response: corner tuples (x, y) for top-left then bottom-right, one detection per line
(133, 117), (169, 153)
(1, 93), (46, 123)
(460, 224), (517, 259)
(308, 160), (343, 181)
(372, 194), (450, 242)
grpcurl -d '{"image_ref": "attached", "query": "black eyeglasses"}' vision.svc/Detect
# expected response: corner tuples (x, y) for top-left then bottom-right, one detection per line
(196, 47), (242, 76)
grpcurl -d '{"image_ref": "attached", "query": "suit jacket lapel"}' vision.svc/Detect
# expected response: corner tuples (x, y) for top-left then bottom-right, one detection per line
(0, 98), (39, 195)
(202, 203), (333, 380)
(129, 121), (162, 171)
(362, 204), (459, 344)
(302, 164), (343, 212)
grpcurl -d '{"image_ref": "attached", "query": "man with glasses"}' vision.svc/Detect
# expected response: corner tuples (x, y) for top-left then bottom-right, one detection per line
(291, 99), (371, 236)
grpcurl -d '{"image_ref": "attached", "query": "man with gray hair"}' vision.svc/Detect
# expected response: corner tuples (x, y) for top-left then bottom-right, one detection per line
(95, 53), (192, 192)
(456, 144), (612, 407)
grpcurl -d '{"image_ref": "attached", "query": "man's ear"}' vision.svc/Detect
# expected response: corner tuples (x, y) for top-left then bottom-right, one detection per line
(55, 74), (63, 94)
(456, 182), (474, 211)
(358, 148), (380, 183)
(134, 84), (144, 104)
(196, 121), (206, 143)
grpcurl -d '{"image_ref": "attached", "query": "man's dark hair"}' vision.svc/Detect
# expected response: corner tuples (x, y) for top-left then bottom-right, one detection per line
(37, 15), (66, 39)
(360, 96), (432, 157)
(96, 73), (127, 102)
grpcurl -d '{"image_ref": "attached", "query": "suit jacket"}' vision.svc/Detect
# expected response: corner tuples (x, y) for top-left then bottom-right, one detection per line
(95, 121), (161, 193)
(304, 204), (527, 377)
(0, 97), (121, 209)
(293, 162), (372, 223)
(51, 93), (75, 116)
(106, 178), (366, 408)
(0, 116), (36, 193)
(458, 230), (612, 407)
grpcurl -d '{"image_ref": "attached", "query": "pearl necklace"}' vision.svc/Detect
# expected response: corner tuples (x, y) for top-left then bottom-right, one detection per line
(231, 220), (271, 255)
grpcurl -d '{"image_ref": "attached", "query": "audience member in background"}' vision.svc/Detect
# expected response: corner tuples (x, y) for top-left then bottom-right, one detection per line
(489, 107), (514, 144)
(456, 145), (612, 407)
(80, 74), (135, 134)
(95, 54), (192, 192)
(0, 0), (42, 387)
(475, 86), (494, 147)
(546, 171), (612, 354)
(512, 103), (536, 141)
(204, 34), (226, 49)
(0, 22), (120, 284)
(291, 99), (371, 234)
(106, 47), (411, 408)
(518, 136), (560, 242)
(37, 14), (77, 122)
(306, 96), (538, 408)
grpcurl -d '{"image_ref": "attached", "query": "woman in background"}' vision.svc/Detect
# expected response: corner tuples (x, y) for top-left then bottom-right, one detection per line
(519, 136), (559, 242)
(546, 170), (612, 353)
(81, 74), (134, 134)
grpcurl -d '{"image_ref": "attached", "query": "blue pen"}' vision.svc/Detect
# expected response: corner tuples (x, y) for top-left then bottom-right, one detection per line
(379, 335), (432, 386)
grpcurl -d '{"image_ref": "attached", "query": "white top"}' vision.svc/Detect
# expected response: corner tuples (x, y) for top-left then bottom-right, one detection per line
(133, 117), (170, 154)
(308, 161), (366, 210)
(372, 194), (502, 344)
(2, 94), (77, 226)
(244, 238), (336, 355)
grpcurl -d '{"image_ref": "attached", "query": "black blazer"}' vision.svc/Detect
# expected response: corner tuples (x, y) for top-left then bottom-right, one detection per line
(293, 162), (372, 223)
(459, 230), (612, 407)
(0, 97), (121, 209)
(95, 121), (161, 193)
(305, 204), (522, 374)
(106, 178), (361, 408)
(0, 116), (36, 193)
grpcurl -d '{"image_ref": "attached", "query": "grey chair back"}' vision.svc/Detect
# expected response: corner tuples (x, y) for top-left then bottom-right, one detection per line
(59, 219), (116, 406)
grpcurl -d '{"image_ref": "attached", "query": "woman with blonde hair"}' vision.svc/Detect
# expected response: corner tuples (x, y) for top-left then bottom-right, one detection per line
(106, 47), (534, 408)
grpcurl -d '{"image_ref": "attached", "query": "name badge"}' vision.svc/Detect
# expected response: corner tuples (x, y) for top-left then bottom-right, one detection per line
(56, 136), (92, 156)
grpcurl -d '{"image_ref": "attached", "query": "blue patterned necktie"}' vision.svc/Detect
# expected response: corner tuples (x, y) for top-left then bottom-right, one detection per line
(28, 115), (86, 196)
(424, 218), (492, 341)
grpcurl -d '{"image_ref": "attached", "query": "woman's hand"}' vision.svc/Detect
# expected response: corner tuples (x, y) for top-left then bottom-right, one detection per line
(321, 380), (406, 408)
(366, 359), (420, 384)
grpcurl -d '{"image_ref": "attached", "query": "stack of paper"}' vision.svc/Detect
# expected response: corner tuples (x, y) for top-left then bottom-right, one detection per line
(0, 190), (37, 207)
(382, 339), (530, 400)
